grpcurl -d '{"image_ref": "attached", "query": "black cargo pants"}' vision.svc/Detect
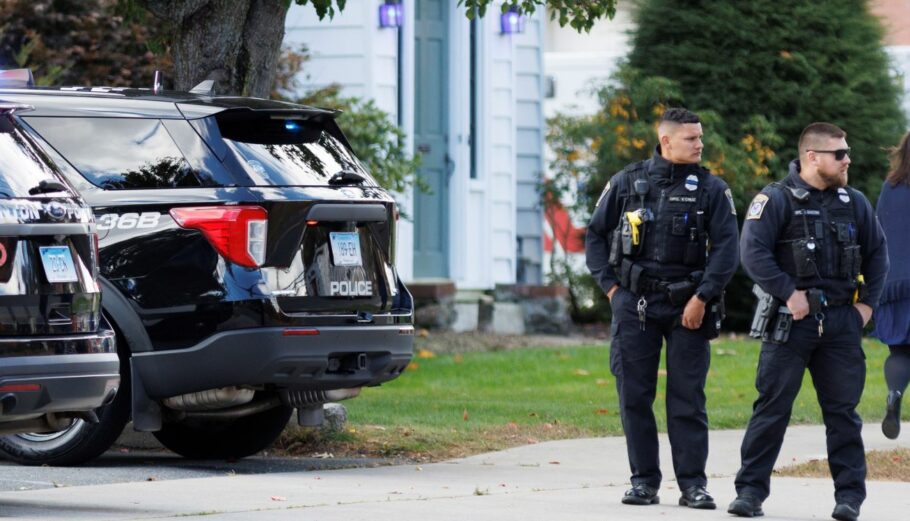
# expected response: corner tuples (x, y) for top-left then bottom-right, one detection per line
(734, 304), (867, 506)
(609, 286), (712, 490)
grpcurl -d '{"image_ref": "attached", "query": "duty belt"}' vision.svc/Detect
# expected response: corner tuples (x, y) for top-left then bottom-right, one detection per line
(633, 275), (684, 294)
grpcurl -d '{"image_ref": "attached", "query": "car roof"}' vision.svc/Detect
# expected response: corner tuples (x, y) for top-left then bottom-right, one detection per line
(0, 85), (337, 120)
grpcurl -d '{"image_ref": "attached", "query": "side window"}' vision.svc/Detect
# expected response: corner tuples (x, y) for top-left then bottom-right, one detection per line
(24, 117), (205, 190)
(0, 115), (69, 198)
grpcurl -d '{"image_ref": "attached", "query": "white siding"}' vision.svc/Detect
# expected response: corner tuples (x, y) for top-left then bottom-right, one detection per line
(514, 13), (545, 284)
(488, 25), (516, 284)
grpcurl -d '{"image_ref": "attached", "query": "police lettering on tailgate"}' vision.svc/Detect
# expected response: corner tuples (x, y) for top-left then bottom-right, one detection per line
(330, 280), (373, 297)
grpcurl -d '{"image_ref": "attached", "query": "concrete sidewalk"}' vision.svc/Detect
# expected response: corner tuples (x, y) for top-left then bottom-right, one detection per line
(0, 422), (908, 520)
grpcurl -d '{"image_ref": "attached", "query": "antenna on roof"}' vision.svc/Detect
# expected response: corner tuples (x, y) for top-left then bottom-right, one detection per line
(0, 68), (36, 88)
(189, 79), (215, 96)
(153, 70), (163, 94)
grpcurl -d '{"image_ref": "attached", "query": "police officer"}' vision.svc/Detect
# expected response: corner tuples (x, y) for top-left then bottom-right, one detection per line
(586, 108), (739, 508)
(729, 123), (889, 521)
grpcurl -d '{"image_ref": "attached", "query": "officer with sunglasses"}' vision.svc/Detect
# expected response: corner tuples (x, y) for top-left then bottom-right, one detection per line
(729, 123), (889, 521)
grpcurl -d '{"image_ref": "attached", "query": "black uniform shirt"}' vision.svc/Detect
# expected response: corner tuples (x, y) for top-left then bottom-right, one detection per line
(740, 160), (889, 307)
(586, 148), (740, 301)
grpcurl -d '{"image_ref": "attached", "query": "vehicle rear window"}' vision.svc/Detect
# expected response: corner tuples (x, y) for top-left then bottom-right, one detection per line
(25, 117), (206, 190)
(0, 116), (68, 198)
(217, 116), (377, 187)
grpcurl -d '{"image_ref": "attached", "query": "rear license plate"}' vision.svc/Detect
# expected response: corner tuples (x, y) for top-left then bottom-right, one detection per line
(39, 246), (78, 283)
(329, 232), (362, 266)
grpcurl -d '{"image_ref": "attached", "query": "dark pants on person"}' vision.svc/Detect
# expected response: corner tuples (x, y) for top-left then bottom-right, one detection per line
(885, 344), (910, 393)
(609, 286), (711, 490)
(735, 305), (867, 506)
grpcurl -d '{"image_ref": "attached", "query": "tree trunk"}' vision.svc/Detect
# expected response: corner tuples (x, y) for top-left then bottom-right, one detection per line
(140, 0), (288, 97)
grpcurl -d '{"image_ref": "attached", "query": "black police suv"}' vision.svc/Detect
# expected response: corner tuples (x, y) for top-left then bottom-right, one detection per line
(0, 100), (119, 442)
(0, 72), (414, 465)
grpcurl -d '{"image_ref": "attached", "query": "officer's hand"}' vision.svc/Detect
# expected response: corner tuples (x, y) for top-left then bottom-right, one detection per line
(607, 285), (619, 302)
(786, 290), (810, 320)
(854, 303), (872, 327)
(681, 295), (706, 330)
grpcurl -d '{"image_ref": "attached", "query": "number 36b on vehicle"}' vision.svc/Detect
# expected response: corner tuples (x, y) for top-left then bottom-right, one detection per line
(96, 212), (161, 231)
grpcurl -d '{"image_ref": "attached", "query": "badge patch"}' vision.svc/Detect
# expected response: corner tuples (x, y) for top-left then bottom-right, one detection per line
(746, 194), (769, 220)
(685, 174), (699, 192)
(596, 180), (612, 207)
(724, 188), (736, 215)
(838, 187), (850, 204)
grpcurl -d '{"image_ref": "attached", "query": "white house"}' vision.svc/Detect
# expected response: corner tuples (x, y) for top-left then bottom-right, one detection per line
(284, 1), (546, 291)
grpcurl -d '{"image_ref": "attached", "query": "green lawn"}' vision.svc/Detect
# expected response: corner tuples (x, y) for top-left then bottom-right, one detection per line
(280, 337), (895, 459)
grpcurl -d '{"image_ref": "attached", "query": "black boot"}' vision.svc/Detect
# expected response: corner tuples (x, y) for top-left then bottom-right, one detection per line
(679, 485), (716, 509)
(621, 484), (659, 505)
(882, 390), (902, 440)
(728, 495), (763, 517)
(832, 502), (860, 521)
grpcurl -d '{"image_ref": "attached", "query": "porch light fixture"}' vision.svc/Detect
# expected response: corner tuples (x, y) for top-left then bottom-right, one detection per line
(379, 2), (403, 28)
(500, 6), (525, 34)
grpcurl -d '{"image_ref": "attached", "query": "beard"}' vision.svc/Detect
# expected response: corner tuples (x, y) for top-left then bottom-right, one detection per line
(820, 168), (848, 189)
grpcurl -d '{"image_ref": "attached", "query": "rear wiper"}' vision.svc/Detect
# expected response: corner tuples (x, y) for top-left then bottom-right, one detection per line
(328, 170), (366, 185)
(28, 179), (69, 195)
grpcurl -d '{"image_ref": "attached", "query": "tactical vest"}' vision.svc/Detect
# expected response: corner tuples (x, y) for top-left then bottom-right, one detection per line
(773, 182), (862, 281)
(608, 162), (709, 268)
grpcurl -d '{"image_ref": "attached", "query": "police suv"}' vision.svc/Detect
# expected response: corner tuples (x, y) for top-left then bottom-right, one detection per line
(0, 70), (414, 465)
(0, 100), (119, 442)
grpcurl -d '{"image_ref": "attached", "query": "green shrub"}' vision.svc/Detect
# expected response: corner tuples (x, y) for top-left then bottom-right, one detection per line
(628, 0), (906, 198)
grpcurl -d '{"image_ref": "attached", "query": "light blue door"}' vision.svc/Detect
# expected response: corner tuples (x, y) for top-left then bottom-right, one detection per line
(413, 0), (449, 278)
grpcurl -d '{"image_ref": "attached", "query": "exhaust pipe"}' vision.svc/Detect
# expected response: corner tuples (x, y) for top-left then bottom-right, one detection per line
(279, 388), (361, 408)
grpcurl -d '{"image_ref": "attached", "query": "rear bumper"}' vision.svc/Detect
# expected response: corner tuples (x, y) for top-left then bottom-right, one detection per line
(132, 325), (414, 399)
(0, 351), (120, 419)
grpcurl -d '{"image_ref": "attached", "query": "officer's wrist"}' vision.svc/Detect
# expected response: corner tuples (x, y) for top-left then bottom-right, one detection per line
(695, 291), (710, 303)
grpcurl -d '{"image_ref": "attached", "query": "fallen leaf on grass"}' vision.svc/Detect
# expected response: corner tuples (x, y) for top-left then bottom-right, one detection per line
(506, 421), (519, 430)
(595, 408), (610, 415)
(543, 423), (554, 430)
(407, 362), (419, 371)
(453, 354), (464, 363)
(595, 378), (610, 386)
(715, 348), (738, 356)
(574, 368), (591, 376)
(463, 409), (469, 421)
(417, 349), (436, 359)
(418, 328), (430, 337)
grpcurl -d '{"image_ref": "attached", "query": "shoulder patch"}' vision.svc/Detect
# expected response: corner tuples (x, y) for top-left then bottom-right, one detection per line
(595, 180), (612, 207)
(746, 193), (769, 220)
(837, 187), (850, 204)
(724, 188), (736, 215)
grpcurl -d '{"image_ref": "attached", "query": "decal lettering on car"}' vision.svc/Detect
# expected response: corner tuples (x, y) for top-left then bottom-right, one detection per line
(97, 212), (161, 230)
(330, 280), (373, 297)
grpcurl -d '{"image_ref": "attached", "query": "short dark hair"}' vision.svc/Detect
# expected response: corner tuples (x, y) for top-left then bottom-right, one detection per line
(659, 108), (700, 125)
(798, 122), (846, 158)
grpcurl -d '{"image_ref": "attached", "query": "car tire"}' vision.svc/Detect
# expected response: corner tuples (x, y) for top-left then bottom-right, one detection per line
(152, 400), (293, 459)
(0, 368), (131, 466)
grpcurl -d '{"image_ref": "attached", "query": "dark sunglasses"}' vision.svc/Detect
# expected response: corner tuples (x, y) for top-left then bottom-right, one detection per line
(810, 148), (851, 161)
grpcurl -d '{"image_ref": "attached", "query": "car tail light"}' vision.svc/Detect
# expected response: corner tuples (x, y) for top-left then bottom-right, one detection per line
(170, 206), (268, 268)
